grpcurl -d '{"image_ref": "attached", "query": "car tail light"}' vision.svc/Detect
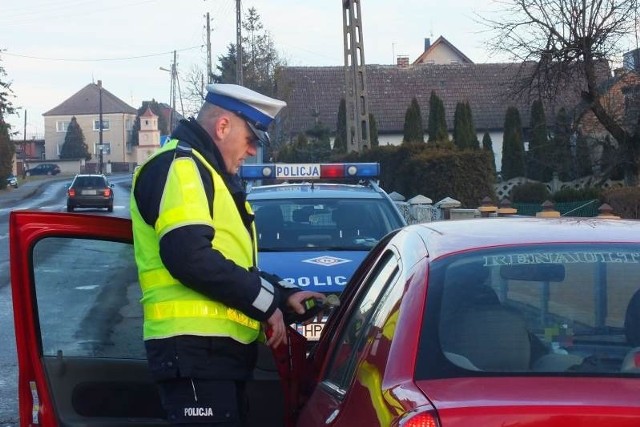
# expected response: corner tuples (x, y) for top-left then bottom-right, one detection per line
(396, 410), (440, 427)
(103, 188), (111, 197)
(68, 188), (76, 197)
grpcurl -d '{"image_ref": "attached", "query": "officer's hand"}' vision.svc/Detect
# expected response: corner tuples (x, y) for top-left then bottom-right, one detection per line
(286, 291), (327, 322)
(265, 308), (286, 349)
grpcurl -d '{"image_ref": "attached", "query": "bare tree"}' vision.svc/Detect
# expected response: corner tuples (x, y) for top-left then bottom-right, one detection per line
(181, 64), (208, 117)
(481, 0), (640, 184)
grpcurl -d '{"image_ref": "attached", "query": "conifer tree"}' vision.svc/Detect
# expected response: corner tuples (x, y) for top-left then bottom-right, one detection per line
(453, 102), (466, 149)
(501, 106), (525, 180)
(453, 101), (478, 149)
(402, 97), (424, 143)
(277, 133), (308, 162)
(482, 131), (496, 173)
(333, 98), (347, 153)
(427, 91), (448, 142)
(527, 99), (551, 181)
(369, 113), (379, 148)
(0, 116), (13, 186)
(553, 107), (575, 180)
(306, 121), (332, 161)
(465, 102), (479, 149)
(60, 117), (91, 160)
(575, 133), (592, 178)
(0, 56), (15, 186)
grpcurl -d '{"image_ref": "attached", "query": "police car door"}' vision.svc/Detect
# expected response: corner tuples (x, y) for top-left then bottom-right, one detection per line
(9, 211), (290, 427)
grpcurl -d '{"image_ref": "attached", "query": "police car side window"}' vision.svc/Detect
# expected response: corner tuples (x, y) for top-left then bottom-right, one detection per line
(33, 237), (145, 359)
(323, 250), (399, 394)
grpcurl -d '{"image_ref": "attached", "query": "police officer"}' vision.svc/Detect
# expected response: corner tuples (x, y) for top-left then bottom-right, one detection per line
(130, 84), (325, 426)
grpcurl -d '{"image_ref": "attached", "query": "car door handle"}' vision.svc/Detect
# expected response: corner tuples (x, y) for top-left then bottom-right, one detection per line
(325, 408), (339, 424)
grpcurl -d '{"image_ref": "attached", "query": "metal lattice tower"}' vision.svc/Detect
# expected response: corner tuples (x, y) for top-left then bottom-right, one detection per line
(342, 0), (370, 152)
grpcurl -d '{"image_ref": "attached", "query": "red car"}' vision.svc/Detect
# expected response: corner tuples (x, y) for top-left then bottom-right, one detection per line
(10, 212), (640, 426)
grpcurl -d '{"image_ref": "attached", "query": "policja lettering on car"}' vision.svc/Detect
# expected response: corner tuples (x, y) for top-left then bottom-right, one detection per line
(184, 407), (214, 417)
(286, 275), (349, 287)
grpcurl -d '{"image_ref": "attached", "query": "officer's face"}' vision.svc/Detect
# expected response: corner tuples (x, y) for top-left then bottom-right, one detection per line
(219, 114), (259, 174)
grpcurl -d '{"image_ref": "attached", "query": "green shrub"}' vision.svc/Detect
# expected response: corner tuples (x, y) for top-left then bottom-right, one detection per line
(601, 187), (640, 219)
(510, 182), (549, 203)
(552, 187), (602, 203)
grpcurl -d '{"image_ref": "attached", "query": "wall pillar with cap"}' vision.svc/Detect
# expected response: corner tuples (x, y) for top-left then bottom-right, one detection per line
(536, 200), (560, 218)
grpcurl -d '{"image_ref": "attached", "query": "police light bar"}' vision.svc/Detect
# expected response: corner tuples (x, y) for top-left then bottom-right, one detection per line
(239, 163), (380, 180)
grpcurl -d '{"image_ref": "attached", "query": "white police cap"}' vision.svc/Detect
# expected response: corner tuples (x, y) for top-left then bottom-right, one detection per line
(205, 83), (287, 146)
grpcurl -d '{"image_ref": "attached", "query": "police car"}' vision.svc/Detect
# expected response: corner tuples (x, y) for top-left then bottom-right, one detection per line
(240, 162), (407, 340)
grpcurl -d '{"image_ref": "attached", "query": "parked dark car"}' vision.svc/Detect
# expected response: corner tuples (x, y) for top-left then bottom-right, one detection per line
(66, 174), (114, 212)
(25, 163), (61, 176)
(6, 173), (18, 188)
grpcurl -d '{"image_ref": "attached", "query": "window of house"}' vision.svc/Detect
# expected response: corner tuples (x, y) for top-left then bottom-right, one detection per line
(94, 142), (112, 155)
(93, 120), (110, 131)
(56, 121), (70, 133)
(125, 119), (133, 131)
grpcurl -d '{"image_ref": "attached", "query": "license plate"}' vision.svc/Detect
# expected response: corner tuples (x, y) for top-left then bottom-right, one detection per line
(296, 322), (325, 341)
(81, 190), (97, 195)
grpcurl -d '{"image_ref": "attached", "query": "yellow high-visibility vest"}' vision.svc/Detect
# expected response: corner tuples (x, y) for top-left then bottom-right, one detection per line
(131, 139), (260, 343)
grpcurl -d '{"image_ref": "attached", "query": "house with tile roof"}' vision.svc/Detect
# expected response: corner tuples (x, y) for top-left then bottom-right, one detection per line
(412, 36), (474, 65)
(275, 62), (594, 171)
(43, 80), (137, 166)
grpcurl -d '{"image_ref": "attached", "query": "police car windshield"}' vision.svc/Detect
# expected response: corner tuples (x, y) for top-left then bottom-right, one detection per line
(252, 198), (403, 251)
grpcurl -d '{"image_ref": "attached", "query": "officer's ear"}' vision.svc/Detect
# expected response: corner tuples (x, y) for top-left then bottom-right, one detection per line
(213, 115), (231, 140)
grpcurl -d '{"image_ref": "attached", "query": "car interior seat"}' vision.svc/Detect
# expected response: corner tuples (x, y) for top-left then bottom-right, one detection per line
(254, 205), (285, 248)
(439, 262), (532, 371)
(621, 289), (640, 372)
(441, 305), (532, 371)
(625, 289), (640, 347)
(333, 205), (369, 241)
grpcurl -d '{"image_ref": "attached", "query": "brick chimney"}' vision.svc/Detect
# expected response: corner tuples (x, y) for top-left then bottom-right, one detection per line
(397, 55), (409, 68)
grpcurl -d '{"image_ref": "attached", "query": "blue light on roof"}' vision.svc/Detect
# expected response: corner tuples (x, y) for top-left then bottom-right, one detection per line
(239, 164), (275, 179)
(344, 163), (379, 177)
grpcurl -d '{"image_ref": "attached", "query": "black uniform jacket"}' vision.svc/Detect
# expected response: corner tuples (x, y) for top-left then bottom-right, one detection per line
(134, 118), (289, 381)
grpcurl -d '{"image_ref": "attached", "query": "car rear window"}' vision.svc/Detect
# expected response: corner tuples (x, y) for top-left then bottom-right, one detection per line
(418, 243), (640, 378)
(251, 198), (404, 251)
(74, 176), (107, 187)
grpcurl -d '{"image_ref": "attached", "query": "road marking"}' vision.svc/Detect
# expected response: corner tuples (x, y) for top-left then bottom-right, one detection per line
(76, 285), (99, 290)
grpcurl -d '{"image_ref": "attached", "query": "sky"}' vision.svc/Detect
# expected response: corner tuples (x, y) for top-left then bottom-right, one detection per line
(1, 0), (638, 140)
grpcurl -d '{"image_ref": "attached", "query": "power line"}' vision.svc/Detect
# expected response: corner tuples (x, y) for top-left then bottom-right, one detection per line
(1, 46), (204, 62)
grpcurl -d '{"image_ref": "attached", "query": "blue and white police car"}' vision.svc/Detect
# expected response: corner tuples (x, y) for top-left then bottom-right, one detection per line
(240, 162), (407, 340)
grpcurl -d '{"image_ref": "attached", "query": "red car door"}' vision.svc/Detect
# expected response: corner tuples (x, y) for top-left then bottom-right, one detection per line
(10, 211), (300, 427)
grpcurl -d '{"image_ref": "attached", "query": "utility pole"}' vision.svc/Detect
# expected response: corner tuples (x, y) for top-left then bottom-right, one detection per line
(98, 80), (104, 174)
(236, 0), (243, 85)
(22, 111), (27, 176)
(342, 0), (370, 152)
(206, 12), (213, 84)
(160, 51), (181, 133)
(170, 50), (177, 132)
